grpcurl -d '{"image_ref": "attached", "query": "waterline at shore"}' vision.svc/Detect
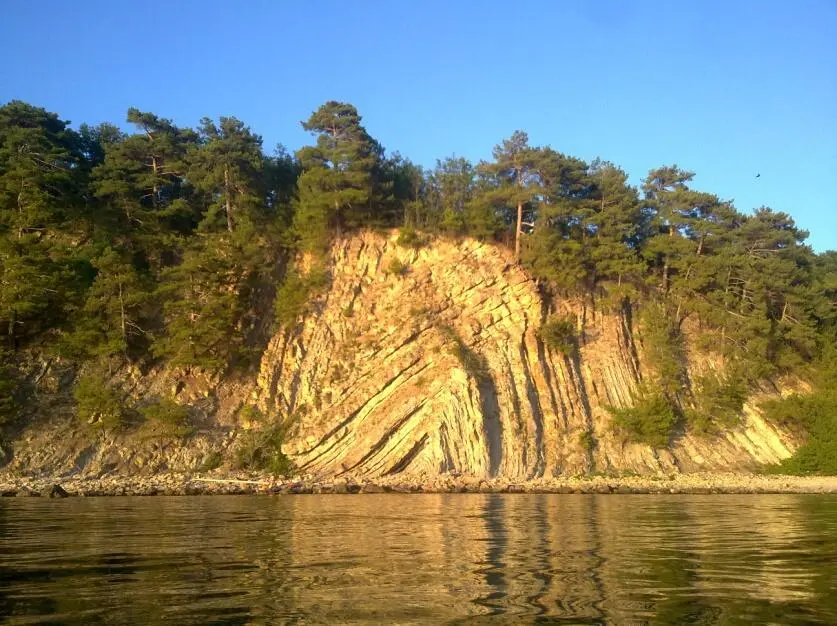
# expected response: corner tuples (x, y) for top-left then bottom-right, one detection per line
(3, 471), (837, 497)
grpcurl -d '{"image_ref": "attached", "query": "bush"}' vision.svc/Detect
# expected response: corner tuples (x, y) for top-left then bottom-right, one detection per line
(538, 315), (577, 357)
(140, 397), (192, 438)
(686, 372), (748, 433)
(274, 266), (330, 330)
(234, 423), (295, 476)
(74, 375), (124, 431)
(0, 353), (21, 426)
(762, 346), (837, 475)
(237, 403), (265, 427)
(579, 431), (595, 453)
(386, 257), (409, 276)
(609, 386), (677, 448)
(762, 389), (837, 475)
(640, 303), (687, 395)
(199, 451), (223, 472)
(396, 227), (426, 249)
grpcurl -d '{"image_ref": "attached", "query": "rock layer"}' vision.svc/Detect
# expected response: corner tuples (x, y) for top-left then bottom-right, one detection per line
(2, 232), (798, 479)
(257, 232), (796, 479)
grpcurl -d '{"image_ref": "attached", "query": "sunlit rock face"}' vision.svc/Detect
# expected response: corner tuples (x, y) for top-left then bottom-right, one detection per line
(257, 232), (795, 480)
(3, 231), (796, 478)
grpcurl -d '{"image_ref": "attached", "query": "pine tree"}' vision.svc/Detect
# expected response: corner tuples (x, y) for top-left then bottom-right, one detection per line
(65, 247), (152, 359)
(188, 116), (264, 233)
(586, 159), (646, 291)
(522, 148), (592, 289)
(294, 102), (383, 251)
(92, 109), (196, 267)
(478, 131), (542, 259)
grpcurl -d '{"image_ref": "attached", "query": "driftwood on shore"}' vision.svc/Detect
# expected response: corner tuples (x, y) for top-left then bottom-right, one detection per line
(192, 477), (271, 485)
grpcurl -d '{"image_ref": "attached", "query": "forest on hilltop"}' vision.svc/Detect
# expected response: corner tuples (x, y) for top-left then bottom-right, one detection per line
(1, 100), (835, 472)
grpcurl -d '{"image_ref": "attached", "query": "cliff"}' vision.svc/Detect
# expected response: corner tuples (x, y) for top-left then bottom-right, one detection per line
(1, 232), (799, 479)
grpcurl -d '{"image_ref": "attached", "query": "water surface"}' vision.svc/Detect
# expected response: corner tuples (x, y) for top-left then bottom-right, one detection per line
(2, 494), (836, 624)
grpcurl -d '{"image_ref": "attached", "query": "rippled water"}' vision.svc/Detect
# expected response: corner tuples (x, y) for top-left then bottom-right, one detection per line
(2, 494), (837, 624)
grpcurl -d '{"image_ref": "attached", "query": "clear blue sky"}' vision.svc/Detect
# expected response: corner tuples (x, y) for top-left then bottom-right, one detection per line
(2, 0), (835, 251)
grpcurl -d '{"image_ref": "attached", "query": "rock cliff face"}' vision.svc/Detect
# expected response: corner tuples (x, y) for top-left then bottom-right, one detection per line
(258, 232), (795, 479)
(3, 232), (798, 478)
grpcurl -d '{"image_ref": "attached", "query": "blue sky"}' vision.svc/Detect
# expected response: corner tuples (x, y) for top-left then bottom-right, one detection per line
(2, 0), (835, 251)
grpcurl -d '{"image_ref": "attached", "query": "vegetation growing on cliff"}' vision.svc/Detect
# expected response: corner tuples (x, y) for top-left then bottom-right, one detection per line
(762, 348), (837, 474)
(0, 99), (835, 469)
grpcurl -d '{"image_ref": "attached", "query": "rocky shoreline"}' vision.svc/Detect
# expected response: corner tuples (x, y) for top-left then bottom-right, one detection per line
(2, 471), (837, 497)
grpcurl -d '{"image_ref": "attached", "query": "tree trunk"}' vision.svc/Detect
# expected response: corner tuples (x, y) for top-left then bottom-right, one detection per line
(224, 165), (234, 232)
(515, 200), (523, 260)
(118, 280), (127, 349)
(17, 191), (24, 239)
(151, 155), (159, 208)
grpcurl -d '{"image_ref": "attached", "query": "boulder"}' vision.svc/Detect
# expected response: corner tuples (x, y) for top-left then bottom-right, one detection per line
(45, 484), (70, 498)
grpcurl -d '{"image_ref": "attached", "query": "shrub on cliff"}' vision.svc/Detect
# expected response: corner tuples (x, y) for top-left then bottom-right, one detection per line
(386, 257), (409, 276)
(762, 347), (837, 474)
(639, 303), (687, 396)
(396, 227), (426, 249)
(74, 375), (124, 431)
(140, 397), (193, 438)
(686, 372), (748, 433)
(762, 389), (837, 475)
(0, 351), (21, 426)
(609, 386), (677, 448)
(538, 315), (577, 357)
(274, 266), (330, 330)
(234, 423), (295, 476)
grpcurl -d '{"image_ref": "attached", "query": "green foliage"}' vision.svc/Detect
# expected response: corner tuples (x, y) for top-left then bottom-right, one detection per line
(640, 302), (687, 395)
(686, 372), (748, 433)
(293, 101), (386, 251)
(579, 430), (595, 453)
(234, 423), (295, 476)
(238, 403), (264, 424)
(762, 348), (837, 475)
(0, 350), (21, 425)
(199, 451), (223, 472)
(140, 397), (192, 438)
(64, 247), (152, 360)
(396, 226), (426, 248)
(609, 386), (677, 448)
(73, 375), (124, 431)
(538, 315), (577, 357)
(762, 390), (837, 475)
(0, 98), (835, 459)
(274, 265), (330, 330)
(386, 257), (409, 276)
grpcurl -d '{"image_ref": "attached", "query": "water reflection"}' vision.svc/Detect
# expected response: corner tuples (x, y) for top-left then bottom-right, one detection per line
(1, 494), (836, 624)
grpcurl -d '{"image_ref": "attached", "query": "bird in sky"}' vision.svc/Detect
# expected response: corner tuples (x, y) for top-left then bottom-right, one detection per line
(756, 173), (761, 178)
